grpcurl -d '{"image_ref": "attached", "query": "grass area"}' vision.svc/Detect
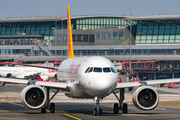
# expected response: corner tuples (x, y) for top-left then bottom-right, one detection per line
(158, 101), (180, 109)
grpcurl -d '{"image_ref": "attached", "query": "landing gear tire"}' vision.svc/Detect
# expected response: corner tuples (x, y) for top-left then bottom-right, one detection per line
(41, 107), (46, 113)
(99, 108), (102, 116)
(123, 103), (128, 114)
(114, 103), (119, 114)
(94, 108), (97, 116)
(50, 103), (55, 113)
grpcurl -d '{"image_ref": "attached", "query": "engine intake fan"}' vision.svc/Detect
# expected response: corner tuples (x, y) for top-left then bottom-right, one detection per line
(133, 86), (159, 110)
(21, 85), (47, 109)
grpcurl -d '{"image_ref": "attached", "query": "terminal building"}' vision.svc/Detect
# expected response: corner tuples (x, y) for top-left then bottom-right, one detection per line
(1, 14), (180, 81)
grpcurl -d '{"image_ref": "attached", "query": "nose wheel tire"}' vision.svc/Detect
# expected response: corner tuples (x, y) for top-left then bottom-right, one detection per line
(94, 108), (102, 116)
(50, 103), (55, 113)
(114, 103), (119, 114)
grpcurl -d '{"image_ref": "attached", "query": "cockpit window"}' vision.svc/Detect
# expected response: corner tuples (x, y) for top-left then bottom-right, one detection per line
(85, 67), (90, 73)
(93, 67), (102, 72)
(88, 67), (93, 73)
(103, 67), (111, 72)
(111, 67), (117, 73)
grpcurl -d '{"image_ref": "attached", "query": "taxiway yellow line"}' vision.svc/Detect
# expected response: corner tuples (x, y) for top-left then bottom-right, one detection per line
(63, 113), (81, 120)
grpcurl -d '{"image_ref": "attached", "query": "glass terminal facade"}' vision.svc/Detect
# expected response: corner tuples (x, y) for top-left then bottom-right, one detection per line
(75, 17), (127, 30)
(95, 32), (124, 40)
(0, 16), (127, 43)
(135, 19), (180, 44)
(0, 22), (55, 40)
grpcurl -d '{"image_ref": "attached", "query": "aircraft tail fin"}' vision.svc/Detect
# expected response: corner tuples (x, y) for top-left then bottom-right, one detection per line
(67, 5), (75, 59)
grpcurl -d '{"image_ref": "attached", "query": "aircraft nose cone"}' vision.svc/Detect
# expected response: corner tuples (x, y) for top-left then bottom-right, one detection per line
(95, 76), (117, 95)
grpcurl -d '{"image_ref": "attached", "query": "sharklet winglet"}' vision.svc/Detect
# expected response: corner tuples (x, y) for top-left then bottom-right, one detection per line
(67, 5), (75, 59)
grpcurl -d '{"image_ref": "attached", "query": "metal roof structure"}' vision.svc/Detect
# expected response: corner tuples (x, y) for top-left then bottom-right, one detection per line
(0, 15), (129, 23)
(0, 35), (43, 38)
(124, 14), (180, 21)
(2, 44), (180, 50)
(5, 54), (180, 61)
(47, 44), (180, 50)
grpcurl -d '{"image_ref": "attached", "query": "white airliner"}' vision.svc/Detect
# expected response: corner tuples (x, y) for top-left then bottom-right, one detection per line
(1, 5), (180, 116)
(0, 66), (57, 80)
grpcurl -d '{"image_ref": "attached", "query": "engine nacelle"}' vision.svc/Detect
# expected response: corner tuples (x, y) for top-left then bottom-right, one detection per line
(132, 86), (159, 110)
(21, 85), (47, 109)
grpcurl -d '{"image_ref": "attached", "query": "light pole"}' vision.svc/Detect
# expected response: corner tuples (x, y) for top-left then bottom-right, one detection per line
(52, 27), (57, 61)
(123, 19), (125, 63)
(55, 12), (57, 62)
(130, 24), (132, 74)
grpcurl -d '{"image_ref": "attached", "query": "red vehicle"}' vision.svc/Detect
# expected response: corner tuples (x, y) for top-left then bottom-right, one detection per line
(134, 77), (139, 82)
(168, 83), (175, 87)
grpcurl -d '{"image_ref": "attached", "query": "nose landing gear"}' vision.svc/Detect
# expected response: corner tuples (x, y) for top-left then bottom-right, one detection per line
(94, 97), (102, 116)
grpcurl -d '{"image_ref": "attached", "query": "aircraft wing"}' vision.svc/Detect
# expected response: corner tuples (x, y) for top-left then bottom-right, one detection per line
(14, 63), (58, 70)
(116, 78), (180, 89)
(0, 78), (28, 84)
(0, 78), (67, 90)
(35, 81), (67, 90)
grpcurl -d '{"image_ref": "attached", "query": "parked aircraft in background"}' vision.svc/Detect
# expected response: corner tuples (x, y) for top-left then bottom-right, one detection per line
(1, 5), (180, 116)
(0, 66), (57, 80)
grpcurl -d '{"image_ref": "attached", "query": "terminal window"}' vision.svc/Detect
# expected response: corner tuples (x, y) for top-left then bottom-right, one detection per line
(136, 20), (180, 44)
(113, 32), (118, 39)
(119, 32), (124, 40)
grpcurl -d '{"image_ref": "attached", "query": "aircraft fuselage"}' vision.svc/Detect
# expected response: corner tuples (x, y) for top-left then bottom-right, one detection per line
(57, 56), (118, 98)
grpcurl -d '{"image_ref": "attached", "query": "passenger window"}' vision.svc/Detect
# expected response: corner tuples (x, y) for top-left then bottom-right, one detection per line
(85, 67), (90, 73)
(111, 67), (117, 73)
(88, 67), (93, 73)
(93, 67), (102, 72)
(103, 67), (111, 72)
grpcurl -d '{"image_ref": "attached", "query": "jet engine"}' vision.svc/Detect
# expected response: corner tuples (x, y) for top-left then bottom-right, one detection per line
(21, 85), (47, 109)
(132, 86), (159, 110)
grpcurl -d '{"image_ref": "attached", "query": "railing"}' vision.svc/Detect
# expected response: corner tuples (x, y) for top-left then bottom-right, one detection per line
(37, 42), (54, 56)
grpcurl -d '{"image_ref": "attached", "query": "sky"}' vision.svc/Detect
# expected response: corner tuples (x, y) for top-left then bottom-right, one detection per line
(0, 0), (180, 18)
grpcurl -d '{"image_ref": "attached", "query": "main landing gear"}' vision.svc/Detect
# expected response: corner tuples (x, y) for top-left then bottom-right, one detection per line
(94, 97), (102, 116)
(113, 88), (128, 114)
(41, 88), (59, 113)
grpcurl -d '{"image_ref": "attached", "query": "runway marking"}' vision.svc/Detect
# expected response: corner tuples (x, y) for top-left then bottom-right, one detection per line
(0, 117), (28, 120)
(63, 113), (81, 120)
(0, 101), (81, 120)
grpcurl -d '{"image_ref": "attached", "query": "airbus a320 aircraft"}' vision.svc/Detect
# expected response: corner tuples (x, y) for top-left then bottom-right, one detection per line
(1, 5), (180, 116)
(0, 66), (57, 80)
